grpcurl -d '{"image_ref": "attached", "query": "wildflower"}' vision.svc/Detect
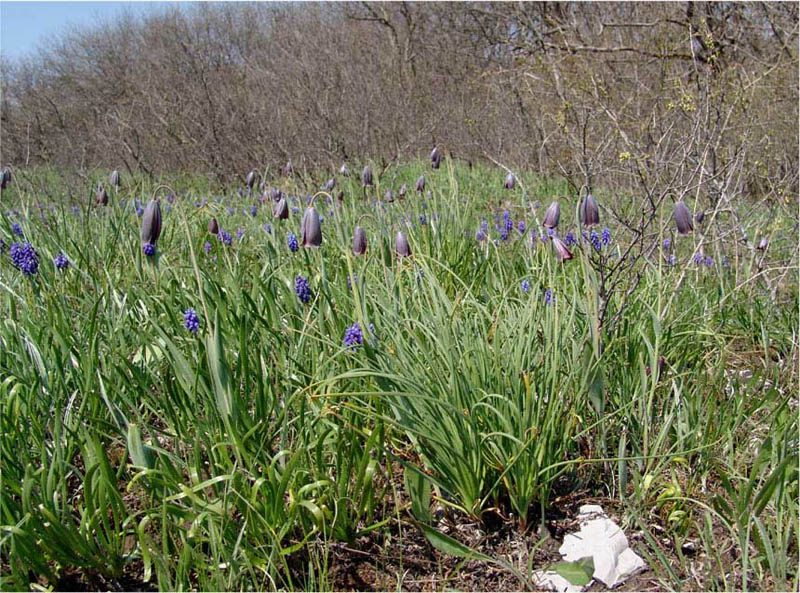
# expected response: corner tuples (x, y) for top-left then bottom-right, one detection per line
(500, 228), (509, 242)
(395, 231), (411, 257)
(339, 163), (350, 176)
(136, 205), (144, 217)
(219, 230), (233, 246)
(324, 178), (336, 192)
(704, 255), (713, 267)
(142, 242), (156, 257)
(476, 229), (486, 242)
(565, 231), (577, 247)
(481, 220), (488, 233)
(0, 238), (5, 253)
(96, 183), (109, 206)
(295, 275), (313, 303)
(54, 252), (69, 270)
(695, 210), (706, 224)
(503, 172), (516, 190)
(343, 322), (364, 350)
(757, 237), (769, 251)
(263, 223), (272, 233)
(346, 274), (358, 289)
(545, 289), (553, 306)
(352, 225), (368, 255)
(543, 201), (560, 229)
(362, 165), (373, 187)
(415, 175), (426, 194)
(399, 183), (407, 198)
(590, 230), (601, 251)
(662, 238), (671, 250)
(722, 256), (729, 266)
(551, 235), (573, 262)
(11, 223), (23, 237)
(283, 161), (293, 176)
(419, 214), (427, 225)
(580, 193), (600, 227)
(300, 206), (322, 248)
(183, 308), (200, 334)
(669, 255), (677, 266)
(521, 279), (530, 293)
(517, 220), (526, 234)
(673, 202), (694, 235)
(287, 232), (299, 252)
(204, 241), (212, 254)
(270, 187), (282, 201)
(237, 228), (245, 240)
(503, 211), (514, 233)
(245, 170), (256, 189)
(602, 227), (611, 246)
(141, 199), (162, 247)
(336, 190), (344, 202)
(1, 167), (11, 190)
(384, 190), (394, 203)
(71, 206), (80, 216)
(209, 218), (219, 235)
(430, 147), (442, 169)
(693, 253), (703, 265)
(274, 197), (289, 220)
(109, 170), (121, 187)
(10, 242), (38, 275)
(250, 204), (258, 217)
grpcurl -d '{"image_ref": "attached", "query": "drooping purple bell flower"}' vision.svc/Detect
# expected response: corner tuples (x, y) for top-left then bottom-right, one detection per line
(415, 175), (425, 193)
(395, 231), (411, 258)
(273, 197), (289, 220)
(580, 193), (600, 227)
(551, 235), (573, 262)
(352, 225), (367, 255)
(673, 201), (694, 235)
(362, 165), (373, 188)
(140, 199), (162, 247)
(283, 161), (293, 176)
(245, 170), (256, 189)
(503, 172), (516, 190)
(430, 146), (442, 169)
(543, 201), (560, 229)
(208, 217), (219, 235)
(300, 206), (322, 248)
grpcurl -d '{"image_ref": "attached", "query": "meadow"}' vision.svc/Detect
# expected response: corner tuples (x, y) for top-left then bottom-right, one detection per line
(0, 160), (797, 591)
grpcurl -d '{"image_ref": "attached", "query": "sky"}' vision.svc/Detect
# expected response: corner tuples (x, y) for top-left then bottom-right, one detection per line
(1, 1), (180, 61)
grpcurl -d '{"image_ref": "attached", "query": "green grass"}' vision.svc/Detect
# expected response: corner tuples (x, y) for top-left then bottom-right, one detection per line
(1, 160), (797, 591)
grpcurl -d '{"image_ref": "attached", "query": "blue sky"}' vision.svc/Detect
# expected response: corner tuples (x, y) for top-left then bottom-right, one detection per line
(1, 1), (180, 61)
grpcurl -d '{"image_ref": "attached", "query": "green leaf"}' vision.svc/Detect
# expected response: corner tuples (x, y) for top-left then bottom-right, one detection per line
(553, 557), (595, 586)
(404, 465), (432, 523)
(418, 522), (491, 561)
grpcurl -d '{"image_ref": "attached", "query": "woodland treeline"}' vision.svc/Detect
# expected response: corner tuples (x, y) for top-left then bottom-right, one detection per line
(1, 2), (797, 199)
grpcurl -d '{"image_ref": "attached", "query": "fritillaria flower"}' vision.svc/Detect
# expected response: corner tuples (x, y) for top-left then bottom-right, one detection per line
(300, 206), (322, 248)
(673, 201), (694, 235)
(543, 201), (560, 229)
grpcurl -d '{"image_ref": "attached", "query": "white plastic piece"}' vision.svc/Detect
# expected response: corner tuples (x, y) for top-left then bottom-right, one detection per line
(558, 504), (646, 588)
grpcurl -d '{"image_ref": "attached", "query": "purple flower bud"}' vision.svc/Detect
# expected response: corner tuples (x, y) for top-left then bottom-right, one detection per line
(757, 237), (769, 251)
(352, 225), (367, 255)
(580, 193), (600, 227)
(673, 201), (694, 235)
(384, 189), (394, 203)
(142, 242), (156, 257)
(1, 167), (12, 190)
(415, 175), (425, 193)
(96, 183), (109, 206)
(183, 308), (200, 334)
(10, 242), (38, 275)
(521, 279), (530, 293)
(287, 232), (299, 252)
(270, 187), (282, 202)
(204, 241), (212, 254)
(343, 322), (363, 350)
(300, 206), (322, 248)
(208, 218), (219, 235)
(430, 146), (442, 169)
(295, 275), (312, 303)
(362, 165), (373, 188)
(109, 170), (121, 188)
(245, 170), (256, 189)
(141, 199), (162, 247)
(503, 172), (516, 190)
(54, 252), (69, 270)
(250, 204), (258, 217)
(395, 231), (411, 258)
(273, 198), (289, 220)
(543, 201), (560, 229)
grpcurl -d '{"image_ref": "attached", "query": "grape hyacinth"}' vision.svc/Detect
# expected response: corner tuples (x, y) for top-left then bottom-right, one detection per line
(343, 322), (364, 351)
(250, 204), (258, 217)
(694, 253), (703, 265)
(517, 220), (526, 234)
(662, 238), (671, 250)
(10, 242), (39, 275)
(287, 232), (299, 252)
(142, 242), (156, 257)
(704, 255), (713, 267)
(183, 308), (200, 334)
(237, 228), (245, 240)
(54, 252), (69, 270)
(204, 241), (212, 254)
(11, 223), (23, 237)
(590, 230), (601, 251)
(476, 229), (487, 242)
(219, 230), (233, 246)
(521, 279), (531, 294)
(565, 231), (577, 247)
(602, 227), (611, 246)
(295, 275), (313, 303)
(263, 223), (272, 233)
(545, 289), (553, 306)
(346, 273), (358, 290)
